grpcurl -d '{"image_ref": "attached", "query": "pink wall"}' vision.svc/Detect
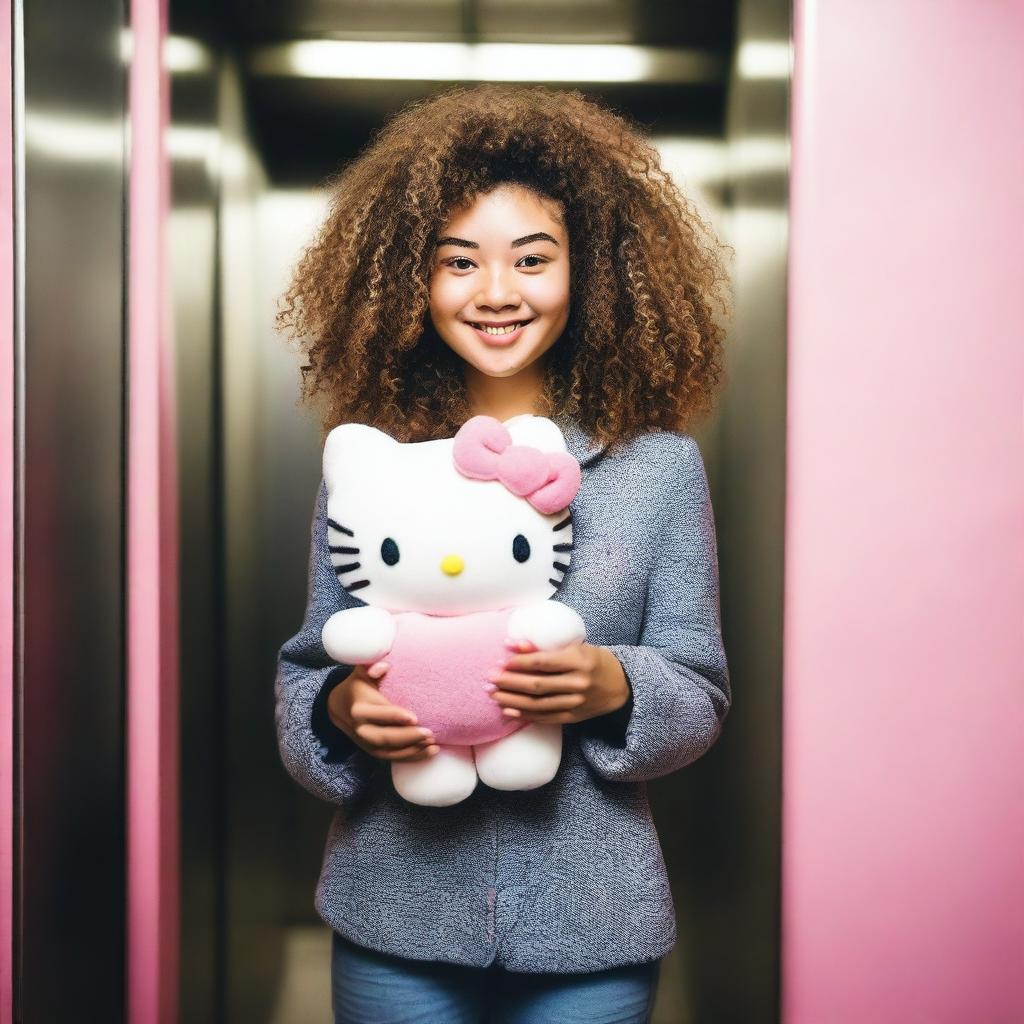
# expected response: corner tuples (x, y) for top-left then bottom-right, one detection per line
(126, 1), (178, 1021)
(0, 1), (12, 1019)
(784, 2), (1024, 1022)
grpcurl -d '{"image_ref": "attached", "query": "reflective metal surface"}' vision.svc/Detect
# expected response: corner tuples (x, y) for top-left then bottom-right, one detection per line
(16, 0), (126, 1018)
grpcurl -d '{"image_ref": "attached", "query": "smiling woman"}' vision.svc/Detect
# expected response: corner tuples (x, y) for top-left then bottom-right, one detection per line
(429, 185), (571, 421)
(272, 80), (734, 1024)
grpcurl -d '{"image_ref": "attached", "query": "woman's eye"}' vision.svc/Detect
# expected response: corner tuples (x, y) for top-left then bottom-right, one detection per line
(381, 538), (400, 565)
(448, 257), (474, 271)
(512, 534), (531, 563)
(517, 255), (546, 269)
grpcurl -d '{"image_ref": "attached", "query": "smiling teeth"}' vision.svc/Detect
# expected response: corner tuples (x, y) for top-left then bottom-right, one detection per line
(473, 321), (528, 335)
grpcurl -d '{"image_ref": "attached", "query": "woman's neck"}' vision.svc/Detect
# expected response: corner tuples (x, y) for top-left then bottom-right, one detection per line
(463, 360), (547, 421)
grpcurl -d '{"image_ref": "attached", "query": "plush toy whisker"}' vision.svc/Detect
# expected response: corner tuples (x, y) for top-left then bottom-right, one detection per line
(329, 544), (359, 554)
(327, 517), (355, 536)
(343, 579), (370, 593)
(553, 514), (571, 531)
(333, 562), (361, 575)
(552, 561), (569, 573)
(553, 542), (573, 552)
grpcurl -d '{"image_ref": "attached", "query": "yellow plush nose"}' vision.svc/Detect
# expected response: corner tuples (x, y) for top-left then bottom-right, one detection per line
(440, 554), (464, 576)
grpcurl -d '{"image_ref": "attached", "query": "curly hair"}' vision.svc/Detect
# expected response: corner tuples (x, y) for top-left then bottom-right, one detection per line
(275, 82), (732, 452)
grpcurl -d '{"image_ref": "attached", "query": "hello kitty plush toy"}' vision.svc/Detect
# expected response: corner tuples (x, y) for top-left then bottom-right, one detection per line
(321, 413), (586, 807)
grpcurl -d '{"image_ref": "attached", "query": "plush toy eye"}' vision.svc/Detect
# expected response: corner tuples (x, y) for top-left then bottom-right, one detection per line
(381, 537), (400, 565)
(512, 534), (531, 563)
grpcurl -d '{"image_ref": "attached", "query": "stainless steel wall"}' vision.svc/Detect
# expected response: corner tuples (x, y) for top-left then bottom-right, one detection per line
(169, 10), (225, 1021)
(15, 0), (127, 1018)
(170, 8), (313, 1016)
(677, 1), (791, 1021)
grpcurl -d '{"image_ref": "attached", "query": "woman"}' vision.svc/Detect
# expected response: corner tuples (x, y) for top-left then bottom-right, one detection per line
(274, 82), (732, 1024)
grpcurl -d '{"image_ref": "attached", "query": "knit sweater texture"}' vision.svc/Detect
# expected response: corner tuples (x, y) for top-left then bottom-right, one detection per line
(274, 416), (731, 973)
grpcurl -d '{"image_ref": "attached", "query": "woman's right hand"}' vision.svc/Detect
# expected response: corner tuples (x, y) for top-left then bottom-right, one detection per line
(327, 662), (440, 762)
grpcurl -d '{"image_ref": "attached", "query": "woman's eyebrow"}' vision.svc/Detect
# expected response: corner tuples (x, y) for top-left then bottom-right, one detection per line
(434, 234), (477, 248)
(511, 232), (560, 248)
(434, 232), (560, 250)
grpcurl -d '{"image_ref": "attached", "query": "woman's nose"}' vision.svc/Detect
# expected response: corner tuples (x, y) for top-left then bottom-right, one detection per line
(476, 269), (520, 309)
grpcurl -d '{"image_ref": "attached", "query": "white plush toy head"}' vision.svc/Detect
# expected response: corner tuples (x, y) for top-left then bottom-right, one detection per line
(322, 414), (582, 616)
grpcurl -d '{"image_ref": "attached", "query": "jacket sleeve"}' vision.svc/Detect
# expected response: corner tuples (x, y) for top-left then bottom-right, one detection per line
(575, 434), (731, 783)
(274, 479), (382, 806)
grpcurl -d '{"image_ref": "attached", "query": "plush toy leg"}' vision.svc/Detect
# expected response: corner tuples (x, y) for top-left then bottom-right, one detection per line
(473, 724), (562, 791)
(390, 745), (478, 807)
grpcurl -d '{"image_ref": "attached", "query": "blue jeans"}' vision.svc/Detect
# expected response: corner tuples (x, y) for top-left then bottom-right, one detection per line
(331, 931), (661, 1024)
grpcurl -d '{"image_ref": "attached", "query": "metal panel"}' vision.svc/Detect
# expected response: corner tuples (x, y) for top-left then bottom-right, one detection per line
(17, 0), (127, 1018)
(0, 0), (14, 1016)
(697, 2), (790, 1021)
(169, 63), (225, 1024)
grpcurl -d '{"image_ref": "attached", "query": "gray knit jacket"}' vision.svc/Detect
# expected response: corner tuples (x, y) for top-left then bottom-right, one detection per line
(274, 416), (731, 973)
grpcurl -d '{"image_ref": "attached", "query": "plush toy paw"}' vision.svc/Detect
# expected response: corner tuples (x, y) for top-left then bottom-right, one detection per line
(507, 600), (586, 652)
(322, 605), (397, 664)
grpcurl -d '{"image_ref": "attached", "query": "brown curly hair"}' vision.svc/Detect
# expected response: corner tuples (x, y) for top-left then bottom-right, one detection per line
(275, 82), (732, 452)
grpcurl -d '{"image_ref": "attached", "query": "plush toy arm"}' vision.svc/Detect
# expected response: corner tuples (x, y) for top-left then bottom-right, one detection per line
(322, 606), (396, 664)
(275, 480), (383, 808)
(574, 436), (731, 783)
(507, 600), (587, 650)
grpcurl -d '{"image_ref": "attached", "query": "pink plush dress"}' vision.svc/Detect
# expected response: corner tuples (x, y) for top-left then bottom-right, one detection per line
(376, 608), (523, 746)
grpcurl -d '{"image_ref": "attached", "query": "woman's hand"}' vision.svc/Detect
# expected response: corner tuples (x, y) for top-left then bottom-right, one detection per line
(486, 640), (631, 725)
(327, 662), (440, 761)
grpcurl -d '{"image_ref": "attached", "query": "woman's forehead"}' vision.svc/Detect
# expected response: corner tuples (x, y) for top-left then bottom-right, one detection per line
(441, 185), (565, 235)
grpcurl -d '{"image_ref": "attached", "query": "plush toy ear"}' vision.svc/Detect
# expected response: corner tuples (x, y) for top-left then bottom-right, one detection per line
(502, 414), (570, 454)
(323, 423), (396, 491)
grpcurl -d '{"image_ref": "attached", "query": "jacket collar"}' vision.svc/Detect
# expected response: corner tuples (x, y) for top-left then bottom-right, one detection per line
(552, 414), (606, 467)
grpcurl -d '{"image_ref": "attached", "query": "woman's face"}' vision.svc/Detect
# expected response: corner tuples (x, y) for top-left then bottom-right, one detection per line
(428, 183), (570, 383)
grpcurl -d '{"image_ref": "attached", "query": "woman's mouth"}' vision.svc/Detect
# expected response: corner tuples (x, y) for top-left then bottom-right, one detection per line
(465, 318), (534, 346)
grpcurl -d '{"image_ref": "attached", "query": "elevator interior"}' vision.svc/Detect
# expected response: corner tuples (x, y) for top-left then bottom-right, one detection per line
(166, 2), (789, 1021)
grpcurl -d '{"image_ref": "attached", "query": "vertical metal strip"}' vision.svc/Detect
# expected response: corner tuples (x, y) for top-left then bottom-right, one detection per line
(0, 0), (13, 1020)
(126, 1), (179, 1022)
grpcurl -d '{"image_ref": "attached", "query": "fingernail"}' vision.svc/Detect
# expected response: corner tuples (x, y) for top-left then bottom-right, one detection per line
(502, 708), (521, 718)
(483, 682), (497, 693)
(486, 668), (502, 682)
(427, 745), (439, 755)
(406, 714), (418, 725)
(418, 728), (433, 738)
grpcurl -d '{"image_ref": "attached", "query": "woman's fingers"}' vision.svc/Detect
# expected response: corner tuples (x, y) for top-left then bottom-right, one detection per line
(354, 722), (435, 750)
(493, 690), (586, 712)
(350, 700), (418, 726)
(383, 743), (440, 762)
(490, 671), (585, 696)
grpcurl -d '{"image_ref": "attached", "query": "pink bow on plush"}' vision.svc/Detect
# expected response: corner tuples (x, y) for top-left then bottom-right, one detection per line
(452, 415), (582, 515)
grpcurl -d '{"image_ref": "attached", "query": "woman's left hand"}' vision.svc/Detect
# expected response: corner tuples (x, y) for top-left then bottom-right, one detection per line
(486, 640), (631, 725)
